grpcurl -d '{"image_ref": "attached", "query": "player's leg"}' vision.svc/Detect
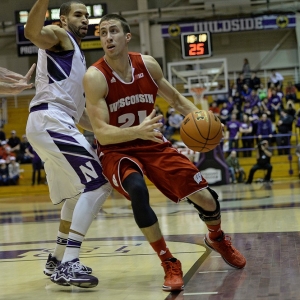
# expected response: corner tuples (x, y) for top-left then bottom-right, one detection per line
(51, 183), (111, 288)
(27, 110), (112, 288)
(144, 144), (246, 269)
(122, 169), (184, 292)
(43, 200), (73, 277)
(187, 188), (246, 269)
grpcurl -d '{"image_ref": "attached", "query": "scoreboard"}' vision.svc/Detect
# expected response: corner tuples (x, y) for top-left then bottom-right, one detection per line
(181, 31), (212, 59)
(15, 3), (107, 57)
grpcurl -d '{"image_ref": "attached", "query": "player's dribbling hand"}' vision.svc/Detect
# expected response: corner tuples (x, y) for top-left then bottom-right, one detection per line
(137, 109), (163, 143)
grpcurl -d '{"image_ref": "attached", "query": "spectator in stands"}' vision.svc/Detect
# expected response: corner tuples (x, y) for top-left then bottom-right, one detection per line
(17, 134), (32, 164)
(7, 130), (21, 158)
(0, 127), (5, 142)
(0, 64), (35, 95)
(250, 72), (261, 91)
(295, 143), (300, 178)
(226, 150), (245, 183)
(268, 69), (284, 89)
(241, 58), (251, 86)
(285, 81), (297, 103)
(213, 83), (228, 106)
(239, 113), (253, 157)
(268, 89), (283, 122)
(0, 159), (8, 185)
(241, 84), (252, 101)
(260, 97), (272, 118)
(257, 113), (273, 143)
(229, 83), (237, 97)
(219, 102), (231, 125)
(209, 101), (220, 117)
(0, 140), (10, 161)
(243, 101), (252, 117)
(236, 73), (245, 94)
(233, 90), (243, 118)
(250, 106), (261, 144)
(245, 140), (272, 184)
(248, 90), (260, 108)
(8, 156), (20, 185)
(25, 144), (43, 186)
(225, 113), (240, 152)
(257, 84), (267, 101)
(285, 100), (296, 119)
(276, 110), (294, 155)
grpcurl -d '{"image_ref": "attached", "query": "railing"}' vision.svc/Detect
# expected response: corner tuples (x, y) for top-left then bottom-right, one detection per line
(222, 132), (299, 155)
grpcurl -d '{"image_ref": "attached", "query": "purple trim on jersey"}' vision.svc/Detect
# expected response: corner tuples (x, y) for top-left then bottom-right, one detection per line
(47, 130), (108, 191)
(30, 103), (48, 112)
(46, 50), (74, 84)
(47, 130), (79, 144)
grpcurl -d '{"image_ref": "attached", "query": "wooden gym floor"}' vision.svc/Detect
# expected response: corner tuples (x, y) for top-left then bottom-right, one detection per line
(1, 178), (300, 300)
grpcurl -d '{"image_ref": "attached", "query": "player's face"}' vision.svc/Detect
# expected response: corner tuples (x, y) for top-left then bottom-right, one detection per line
(65, 4), (89, 39)
(99, 20), (131, 58)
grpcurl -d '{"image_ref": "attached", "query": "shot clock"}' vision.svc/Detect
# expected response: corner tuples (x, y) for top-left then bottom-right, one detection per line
(181, 31), (212, 59)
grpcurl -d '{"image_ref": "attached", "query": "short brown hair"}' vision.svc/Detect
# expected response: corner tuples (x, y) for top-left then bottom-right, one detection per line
(100, 14), (131, 34)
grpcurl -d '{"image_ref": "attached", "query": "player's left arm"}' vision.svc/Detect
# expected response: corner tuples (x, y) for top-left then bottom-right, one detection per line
(144, 55), (198, 116)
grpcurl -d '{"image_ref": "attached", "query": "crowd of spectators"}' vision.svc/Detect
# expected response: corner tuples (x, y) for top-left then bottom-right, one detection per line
(210, 67), (299, 158)
(0, 129), (43, 186)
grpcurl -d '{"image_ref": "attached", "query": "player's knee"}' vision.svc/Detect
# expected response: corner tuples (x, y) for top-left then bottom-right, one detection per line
(60, 197), (78, 222)
(123, 172), (148, 200)
(187, 187), (221, 222)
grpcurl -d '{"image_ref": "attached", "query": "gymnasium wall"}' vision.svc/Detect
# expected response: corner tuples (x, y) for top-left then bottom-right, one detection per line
(0, 1), (298, 76)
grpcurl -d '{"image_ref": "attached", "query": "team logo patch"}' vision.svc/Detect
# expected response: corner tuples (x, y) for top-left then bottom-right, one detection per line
(134, 73), (144, 80)
(111, 77), (116, 83)
(193, 172), (202, 184)
(112, 174), (119, 187)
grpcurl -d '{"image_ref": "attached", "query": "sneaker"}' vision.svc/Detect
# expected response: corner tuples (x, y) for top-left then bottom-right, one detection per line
(204, 232), (246, 269)
(44, 253), (92, 277)
(44, 254), (60, 276)
(50, 258), (98, 288)
(161, 258), (184, 291)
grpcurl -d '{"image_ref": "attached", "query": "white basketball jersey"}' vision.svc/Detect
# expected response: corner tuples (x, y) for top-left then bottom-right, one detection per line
(29, 31), (86, 123)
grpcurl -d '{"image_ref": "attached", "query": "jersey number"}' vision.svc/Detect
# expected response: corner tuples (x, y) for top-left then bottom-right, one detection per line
(119, 110), (147, 128)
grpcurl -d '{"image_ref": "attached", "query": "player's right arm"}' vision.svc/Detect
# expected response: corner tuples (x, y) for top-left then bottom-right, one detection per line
(24, 0), (66, 50)
(83, 67), (163, 145)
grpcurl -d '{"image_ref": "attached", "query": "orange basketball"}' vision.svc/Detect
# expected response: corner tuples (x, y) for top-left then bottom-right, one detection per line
(180, 110), (223, 152)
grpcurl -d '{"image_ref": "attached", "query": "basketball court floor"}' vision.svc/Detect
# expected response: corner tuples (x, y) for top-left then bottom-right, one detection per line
(1, 178), (300, 300)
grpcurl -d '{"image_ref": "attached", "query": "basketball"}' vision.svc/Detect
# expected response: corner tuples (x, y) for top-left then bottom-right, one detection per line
(180, 110), (223, 152)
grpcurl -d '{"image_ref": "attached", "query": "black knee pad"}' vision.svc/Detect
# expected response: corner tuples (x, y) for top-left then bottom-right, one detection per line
(123, 172), (158, 228)
(187, 187), (221, 222)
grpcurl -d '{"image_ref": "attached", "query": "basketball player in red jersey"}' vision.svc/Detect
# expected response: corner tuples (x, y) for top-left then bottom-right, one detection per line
(83, 14), (246, 292)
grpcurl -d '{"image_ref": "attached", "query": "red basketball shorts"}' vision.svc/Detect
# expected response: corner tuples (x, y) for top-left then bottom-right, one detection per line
(100, 141), (208, 202)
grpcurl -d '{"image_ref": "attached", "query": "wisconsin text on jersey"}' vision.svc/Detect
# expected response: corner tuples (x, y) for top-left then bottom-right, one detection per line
(109, 94), (155, 112)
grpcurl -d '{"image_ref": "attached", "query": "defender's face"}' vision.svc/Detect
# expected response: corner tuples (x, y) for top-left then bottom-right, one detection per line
(64, 3), (89, 39)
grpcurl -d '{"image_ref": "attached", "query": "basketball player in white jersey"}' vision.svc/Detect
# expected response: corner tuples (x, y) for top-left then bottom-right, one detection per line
(24, 0), (112, 288)
(0, 64), (36, 95)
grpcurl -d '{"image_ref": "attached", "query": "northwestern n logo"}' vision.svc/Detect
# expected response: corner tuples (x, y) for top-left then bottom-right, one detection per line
(79, 161), (98, 182)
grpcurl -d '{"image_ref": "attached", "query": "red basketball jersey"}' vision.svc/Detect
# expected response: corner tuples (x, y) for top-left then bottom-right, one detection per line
(92, 52), (158, 149)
